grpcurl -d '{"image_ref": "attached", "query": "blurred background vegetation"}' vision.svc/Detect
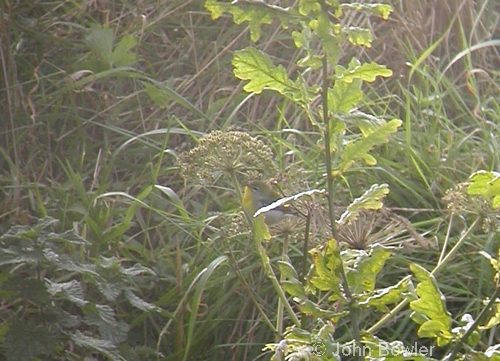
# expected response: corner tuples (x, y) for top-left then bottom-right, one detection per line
(0, 0), (499, 360)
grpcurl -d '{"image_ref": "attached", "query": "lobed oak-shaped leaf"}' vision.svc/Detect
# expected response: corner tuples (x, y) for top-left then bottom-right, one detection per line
(335, 119), (402, 174)
(409, 263), (453, 347)
(337, 184), (389, 226)
(467, 170), (500, 209)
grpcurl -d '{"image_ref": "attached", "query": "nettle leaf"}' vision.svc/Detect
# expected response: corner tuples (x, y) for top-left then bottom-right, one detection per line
(44, 249), (97, 275)
(346, 245), (392, 294)
(309, 239), (344, 301)
(46, 279), (87, 307)
(359, 276), (413, 312)
(71, 330), (120, 359)
(125, 289), (161, 312)
(468, 170), (500, 209)
(47, 230), (91, 245)
(335, 119), (402, 174)
(337, 184), (389, 226)
(233, 47), (311, 104)
(409, 263), (453, 347)
(3, 320), (55, 361)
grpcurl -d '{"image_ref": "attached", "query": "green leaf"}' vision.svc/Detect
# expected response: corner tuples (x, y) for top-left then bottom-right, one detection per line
(337, 184), (389, 225)
(309, 239), (344, 301)
(335, 118), (402, 174)
(334, 60), (393, 83)
(340, 3), (393, 20)
(125, 289), (161, 312)
(3, 321), (56, 361)
(277, 260), (300, 280)
(111, 34), (137, 67)
(314, 12), (341, 64)
(46, 279), (87, 307)
(71, 330), (120, 359)
(278, 261), (305, 298)
(346, 245), (392, 293)
(358, 276), (413, 312)
(233, 47), (306, 103)
(328, 78), (363, 113)
(85, 25), (114, 69)
(282, 279), (306, 298)
(468, 170), (500, 209)
(409, 263), (453, 347)
(205, 0), (300, 42)
(253, 214), (271, 241)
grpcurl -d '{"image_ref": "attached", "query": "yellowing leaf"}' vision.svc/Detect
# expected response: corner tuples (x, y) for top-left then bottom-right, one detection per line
(335, 119), (402, 174)
(337, 184), (389, 226)
(409, 263), (453, 347)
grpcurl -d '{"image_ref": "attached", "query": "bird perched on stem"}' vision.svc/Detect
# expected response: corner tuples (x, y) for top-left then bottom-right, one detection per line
(242, 180), (296, 225)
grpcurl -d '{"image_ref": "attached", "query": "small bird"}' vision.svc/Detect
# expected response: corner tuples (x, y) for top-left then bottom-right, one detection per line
(242, 180), (296, 225)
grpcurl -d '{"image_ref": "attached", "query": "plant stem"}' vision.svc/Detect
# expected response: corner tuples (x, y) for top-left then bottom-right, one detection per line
(321, 55), (361, 353)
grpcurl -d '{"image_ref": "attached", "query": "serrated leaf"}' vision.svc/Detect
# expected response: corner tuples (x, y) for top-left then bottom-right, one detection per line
(3, 321), (55, 361)
(47, 230), (91, 245)
(44, 249), (98, 275)
(335, 119), (402, 174)
(46, 279), (87, 306)
(125, 289), (161, 312)
(409, 263), (453, 346)
(346, 245), (392, 293)
(71, 331), (120, 359)
(337, 184), (389, 225)
(121, 263), (156, 276)
(468, 170), (500, 209)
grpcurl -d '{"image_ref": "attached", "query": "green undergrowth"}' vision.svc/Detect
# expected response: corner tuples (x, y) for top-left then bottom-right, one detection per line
(1, 0), (500, 360)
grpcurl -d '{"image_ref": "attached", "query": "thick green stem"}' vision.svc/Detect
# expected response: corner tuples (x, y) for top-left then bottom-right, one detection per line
(276, 234), (290, 339)
(321, 56), (361, 352)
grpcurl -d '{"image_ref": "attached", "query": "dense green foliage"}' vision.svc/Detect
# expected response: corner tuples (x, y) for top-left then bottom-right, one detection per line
(1, 0), (499, 360)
